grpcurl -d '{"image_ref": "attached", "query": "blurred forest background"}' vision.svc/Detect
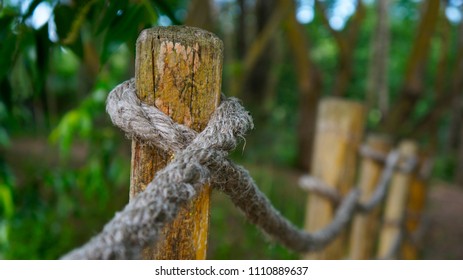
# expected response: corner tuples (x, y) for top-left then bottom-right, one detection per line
(1, 0), (463, 259)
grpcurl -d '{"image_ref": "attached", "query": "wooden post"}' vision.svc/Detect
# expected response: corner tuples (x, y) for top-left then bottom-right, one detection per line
(132, 26), (223, 259)
(401, 154), (429, 259)
(303, 98), (365, 259)
(377, 140), (418, 259)
(348, 135), (391, 259)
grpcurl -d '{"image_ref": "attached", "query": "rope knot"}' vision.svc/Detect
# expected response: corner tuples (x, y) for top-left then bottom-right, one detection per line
(61, 79), (254, 259)
(106, 78), (253, 156)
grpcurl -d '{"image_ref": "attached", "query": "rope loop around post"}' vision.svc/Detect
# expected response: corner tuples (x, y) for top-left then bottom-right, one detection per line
(298, 149), (400, 214)
(62, 79), (365, 259)
(359, 143), (419, 174)
(359, 144), (388, 163)
(63, 79), (254, 259)
(62, 78), (429, 260)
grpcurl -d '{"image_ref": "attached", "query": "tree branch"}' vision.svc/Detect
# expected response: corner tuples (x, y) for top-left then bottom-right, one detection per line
(380, 0), (440, 134)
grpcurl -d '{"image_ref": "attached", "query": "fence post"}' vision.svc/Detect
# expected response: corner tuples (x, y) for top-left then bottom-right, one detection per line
(348, 134), (391, 259)
(401, 154), (430, 259)
(132, 26), (223, 259)
(377, 140), (418, 259)
(303, 98), (365, 259)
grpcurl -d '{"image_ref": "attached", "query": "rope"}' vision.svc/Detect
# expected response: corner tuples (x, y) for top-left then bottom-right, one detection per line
(298, 150), (400, 213)
(379, 230), (403, 260)
(357, 151), (399, 213)
(298, 176), (342, 203)
(62, 79), (253, 259)
(61, 79), (424, 259)
(106, 79), (361, 253)
(359, 144), (388, 163)
(359, 144), (418, 174)
(213, 160), (361, 252)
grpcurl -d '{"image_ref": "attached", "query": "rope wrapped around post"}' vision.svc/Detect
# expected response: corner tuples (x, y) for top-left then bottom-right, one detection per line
(61, 79), (361, 259)
(299, 150), (401, 213)
(62, 79), (253, 259)
(299, 143), (422, 259)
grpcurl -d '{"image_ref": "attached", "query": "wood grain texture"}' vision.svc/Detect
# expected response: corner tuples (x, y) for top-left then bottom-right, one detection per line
(348, 135), (391, 259)
(303, 98), (365, 259)
(377, 140), (418, 259)
(132, 26), (223, 259)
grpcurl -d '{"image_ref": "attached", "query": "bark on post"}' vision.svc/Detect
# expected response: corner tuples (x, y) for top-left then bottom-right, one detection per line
(348, 135), (391, 259)
(132, 26), (223, 259)
(303, 98), (365, 259)
(377, 140), (418, 259)
(402, 154), (429, 259)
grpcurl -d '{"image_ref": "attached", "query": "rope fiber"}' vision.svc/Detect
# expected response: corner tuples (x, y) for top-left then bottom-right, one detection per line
(62, 79), (417, 259)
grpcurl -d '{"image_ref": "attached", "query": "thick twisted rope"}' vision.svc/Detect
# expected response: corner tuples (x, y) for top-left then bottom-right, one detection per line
(212, 160), (360, 252)
(62, 79), (253, 259)
(62, 79), (367, 259)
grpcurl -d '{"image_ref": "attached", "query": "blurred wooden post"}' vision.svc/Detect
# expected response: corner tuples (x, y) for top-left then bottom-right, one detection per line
(132, 26), (223, 259)
(401, 154), (430, 259)
(303, 98), (365, 259)
(377, 140), (418, 259)
(348, 134), (391, 259)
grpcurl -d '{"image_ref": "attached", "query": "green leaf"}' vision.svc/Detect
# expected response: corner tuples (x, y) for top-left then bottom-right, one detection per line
(0, 184), (14, 218)
(95, 0), (129, 35)
(0, 127), (9, 148)
(0, 6), (18, 19)
(49, 108), (94, 157)
(0, 14), (17, 80)
(100, 5), (146, 63)
(34, 22), (51, 93)
(151, 0), (180, 25)
(0, 78), (12, 114)
(53, 4), (73, 41)
(0, 221), (10, 249)
(53, 4), (84, 58)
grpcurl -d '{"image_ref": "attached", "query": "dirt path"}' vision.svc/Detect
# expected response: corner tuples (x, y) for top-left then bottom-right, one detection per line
(422, 183), (463, 259)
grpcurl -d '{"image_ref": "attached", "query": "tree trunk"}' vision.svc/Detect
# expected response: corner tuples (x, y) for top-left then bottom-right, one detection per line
(242, 0), (277, 105)
(453, 19), (463, 186)
(380, 0), (440, 135)
(236, 0), (247, 59)
(366, 0), (390, 116)
(315, 0), (365, 97)
(284, 0), (321, 171)
(185, 0), (214, 32)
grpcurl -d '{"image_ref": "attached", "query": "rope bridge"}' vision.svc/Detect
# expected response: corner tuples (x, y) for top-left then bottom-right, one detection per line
(61, 79), (423, 260)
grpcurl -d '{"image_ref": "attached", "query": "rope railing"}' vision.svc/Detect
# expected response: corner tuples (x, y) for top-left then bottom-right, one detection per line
(299, 150), (401, 213)
(381, 231), (403, 260)
(299, 147), (421, 215)
(61, 79), (425, 260)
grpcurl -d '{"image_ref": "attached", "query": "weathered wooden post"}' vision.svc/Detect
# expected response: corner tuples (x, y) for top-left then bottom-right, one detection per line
(132, 26), (223, 259)
(304, 98), (365, 259)
(348, 135), (391, 259)
(377, 140), (418, 259)
(401, 154), (430, 259)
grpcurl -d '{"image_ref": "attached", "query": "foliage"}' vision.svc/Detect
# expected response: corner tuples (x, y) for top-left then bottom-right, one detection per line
(0, 0), (182, 259)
